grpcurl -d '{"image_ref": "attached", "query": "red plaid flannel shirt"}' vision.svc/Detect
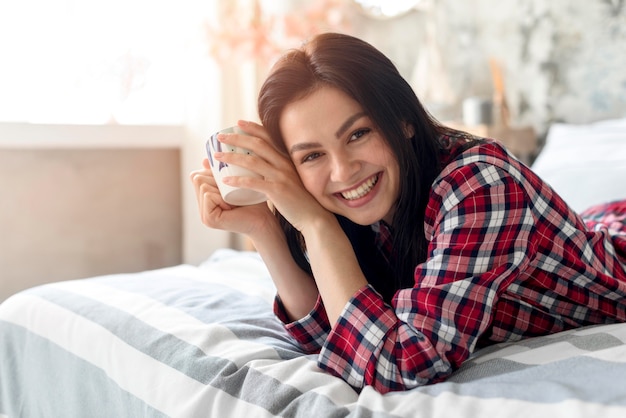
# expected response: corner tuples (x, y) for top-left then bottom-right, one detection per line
(274, 140), (626, 393)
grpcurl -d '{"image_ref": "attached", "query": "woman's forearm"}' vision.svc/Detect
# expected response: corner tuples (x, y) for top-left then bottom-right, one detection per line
(250, 220), (319, 322)
(300, 216), (369, 325)
(251, 212), (368, 326)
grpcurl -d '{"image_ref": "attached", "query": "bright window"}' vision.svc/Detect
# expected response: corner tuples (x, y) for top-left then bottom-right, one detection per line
(0, 0), (215, 125)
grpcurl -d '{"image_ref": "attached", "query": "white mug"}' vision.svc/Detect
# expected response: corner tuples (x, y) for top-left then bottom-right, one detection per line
(206, 126), (267, 206)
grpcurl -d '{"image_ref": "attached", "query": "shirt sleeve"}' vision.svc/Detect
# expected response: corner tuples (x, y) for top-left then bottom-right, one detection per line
(317, 160), (537, 393)
(274, 294), (331, 353)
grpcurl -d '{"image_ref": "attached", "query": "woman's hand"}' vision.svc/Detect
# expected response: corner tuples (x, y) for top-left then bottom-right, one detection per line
(189, 158), (275, 240)
(214, 120), (334, 232)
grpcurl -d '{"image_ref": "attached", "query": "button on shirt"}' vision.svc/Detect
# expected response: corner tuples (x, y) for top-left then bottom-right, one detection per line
(274, 140), (626, 393)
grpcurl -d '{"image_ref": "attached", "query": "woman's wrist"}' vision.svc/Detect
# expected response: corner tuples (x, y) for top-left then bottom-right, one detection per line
(298, 211), (340, 243)
(299, 214), (369, 324)
(247, 211), (284, 249)
(250, 212), (320, 321)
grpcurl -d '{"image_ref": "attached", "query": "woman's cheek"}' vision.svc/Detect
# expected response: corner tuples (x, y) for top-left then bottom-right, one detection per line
(299, 171), (324, 199)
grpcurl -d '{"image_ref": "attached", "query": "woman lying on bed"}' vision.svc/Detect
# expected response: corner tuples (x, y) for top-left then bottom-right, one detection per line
(190, 32), (626, 394)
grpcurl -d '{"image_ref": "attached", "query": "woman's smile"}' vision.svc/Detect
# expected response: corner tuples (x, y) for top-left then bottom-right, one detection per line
(337, 173), (381, 201)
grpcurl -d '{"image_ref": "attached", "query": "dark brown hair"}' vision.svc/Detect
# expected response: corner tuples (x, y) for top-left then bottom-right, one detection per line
(258, 33), (457, 301)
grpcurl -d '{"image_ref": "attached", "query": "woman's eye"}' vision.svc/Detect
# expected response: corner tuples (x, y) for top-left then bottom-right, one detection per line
(302, 152), (322, 163)
(350, 128), (371, 142)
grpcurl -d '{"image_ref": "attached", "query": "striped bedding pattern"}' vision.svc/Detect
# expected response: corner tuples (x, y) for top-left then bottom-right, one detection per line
(1, 249), (626, 417)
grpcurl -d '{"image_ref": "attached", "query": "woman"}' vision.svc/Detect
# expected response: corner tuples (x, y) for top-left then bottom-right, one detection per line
(190, 33), (626, 393)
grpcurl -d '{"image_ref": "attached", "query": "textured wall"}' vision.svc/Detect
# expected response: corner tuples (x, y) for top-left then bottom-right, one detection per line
(355, 0), (626, 135)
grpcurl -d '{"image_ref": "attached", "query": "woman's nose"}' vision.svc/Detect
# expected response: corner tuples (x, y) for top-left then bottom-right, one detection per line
(329, 153), (360, 183)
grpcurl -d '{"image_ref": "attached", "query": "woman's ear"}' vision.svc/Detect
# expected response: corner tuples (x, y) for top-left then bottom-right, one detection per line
(402, 122), (415, 139)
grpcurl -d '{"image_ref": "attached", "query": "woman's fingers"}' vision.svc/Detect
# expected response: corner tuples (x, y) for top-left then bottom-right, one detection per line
(215, 132), (294, 179)
(190, 159), (276, 237)
(219, 124), (287, 164)
(204, 122), (328, 230)
(190, 167), (230, 226)
(212, 129), (310, 216)
(215, 151), (299, 201)
(236, 120), (269, 140)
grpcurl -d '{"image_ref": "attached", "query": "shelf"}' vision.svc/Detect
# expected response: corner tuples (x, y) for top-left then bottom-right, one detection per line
(446, 122), (538, 165)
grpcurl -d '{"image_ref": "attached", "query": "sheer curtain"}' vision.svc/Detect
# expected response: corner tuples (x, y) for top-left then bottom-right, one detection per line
(0, 0), (218, 125)
(0, 0), (353, 263)
(183, 0), (265, 263)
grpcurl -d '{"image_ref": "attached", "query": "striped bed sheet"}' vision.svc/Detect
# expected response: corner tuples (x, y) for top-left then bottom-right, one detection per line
(1, 249), (626, 417)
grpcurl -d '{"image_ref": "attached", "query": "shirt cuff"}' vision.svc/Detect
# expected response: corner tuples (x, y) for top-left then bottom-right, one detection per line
(318, 284), (397, 389)
(273, 293), (330, 353)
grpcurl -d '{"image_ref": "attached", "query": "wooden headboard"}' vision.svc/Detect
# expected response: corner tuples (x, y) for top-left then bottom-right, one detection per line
(0, 125), (184, 302)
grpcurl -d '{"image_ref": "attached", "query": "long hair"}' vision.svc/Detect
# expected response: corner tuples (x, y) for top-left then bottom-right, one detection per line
(258, 33), (457, 301)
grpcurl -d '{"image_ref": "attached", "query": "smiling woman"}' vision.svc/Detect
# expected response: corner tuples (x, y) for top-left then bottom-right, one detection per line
(190, 32), (626, 395)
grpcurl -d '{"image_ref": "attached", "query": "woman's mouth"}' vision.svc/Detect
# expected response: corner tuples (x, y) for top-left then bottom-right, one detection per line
(340, 174), (380, 200)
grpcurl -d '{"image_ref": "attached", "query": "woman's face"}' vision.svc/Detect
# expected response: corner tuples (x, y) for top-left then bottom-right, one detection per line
(279, 86), (400, 225)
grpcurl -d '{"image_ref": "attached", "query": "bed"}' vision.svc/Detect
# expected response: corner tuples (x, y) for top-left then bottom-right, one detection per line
(1, 118), (626, 418)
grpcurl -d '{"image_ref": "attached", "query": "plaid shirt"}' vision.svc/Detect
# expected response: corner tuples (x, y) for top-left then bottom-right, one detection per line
(274, 140), (626, 393)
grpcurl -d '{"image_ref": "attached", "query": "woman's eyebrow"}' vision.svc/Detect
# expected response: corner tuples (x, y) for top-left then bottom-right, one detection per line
(288, 111), (367, 155)
(289, 142), (321, 155)
(335, 112), (366, 138)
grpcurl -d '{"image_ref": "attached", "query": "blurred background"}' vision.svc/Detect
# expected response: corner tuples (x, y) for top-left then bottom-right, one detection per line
(1, 0), (625, 300)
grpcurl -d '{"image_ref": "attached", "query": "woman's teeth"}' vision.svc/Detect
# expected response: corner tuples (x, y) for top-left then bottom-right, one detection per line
(341, 175), (379, 200)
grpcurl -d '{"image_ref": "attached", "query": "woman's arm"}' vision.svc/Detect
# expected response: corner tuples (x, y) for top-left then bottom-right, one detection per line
(298, 215), (369, 325)
(249, 215), (320, 322)
(190, 153), (319, 322)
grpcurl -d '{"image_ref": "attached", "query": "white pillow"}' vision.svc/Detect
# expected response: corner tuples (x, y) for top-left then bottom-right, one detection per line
(531, 117), (626, 213)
